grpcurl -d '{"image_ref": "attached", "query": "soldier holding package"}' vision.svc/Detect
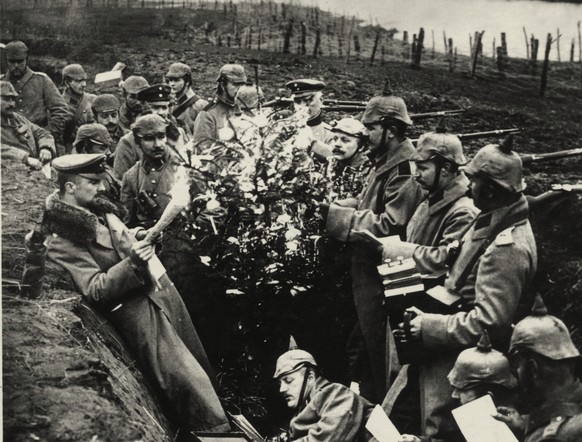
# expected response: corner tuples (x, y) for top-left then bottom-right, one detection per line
(273, 339), (374, 442)
(393, 137), (537, 440)
(166, 62), (208, 136)
(1, 80), (55, 169)
(44, 153), (231, 434)
(321, 91), (424, 403)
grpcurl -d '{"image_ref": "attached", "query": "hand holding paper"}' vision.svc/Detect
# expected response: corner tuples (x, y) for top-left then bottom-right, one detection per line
(365, 405), (401, 442)
(452, 395), (518, 442)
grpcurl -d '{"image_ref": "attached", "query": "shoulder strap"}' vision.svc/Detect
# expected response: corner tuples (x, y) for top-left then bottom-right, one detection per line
(172, 94), (201, 119)
(453, 210), (529, 292)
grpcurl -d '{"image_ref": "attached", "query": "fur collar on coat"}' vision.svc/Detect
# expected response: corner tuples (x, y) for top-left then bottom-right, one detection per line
(44, 191), (127, 244)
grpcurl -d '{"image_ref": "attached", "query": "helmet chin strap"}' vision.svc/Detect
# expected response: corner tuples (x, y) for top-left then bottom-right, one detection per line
(427, 161), (443, 193)
(295, 366), (312, 415)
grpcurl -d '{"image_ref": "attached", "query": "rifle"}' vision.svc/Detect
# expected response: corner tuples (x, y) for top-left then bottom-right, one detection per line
(550, 183), (582, 192)
(520, 148), (582, 166)
(412, 128), (521, 145)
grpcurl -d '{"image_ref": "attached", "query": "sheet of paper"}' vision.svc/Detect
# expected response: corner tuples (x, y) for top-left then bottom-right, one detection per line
(452, 395), (518, 442)
(365, 405), (401, 442)
(147, 255), (167, 281)
(41, 162), (52, 179)
(352, 230), (400, 247)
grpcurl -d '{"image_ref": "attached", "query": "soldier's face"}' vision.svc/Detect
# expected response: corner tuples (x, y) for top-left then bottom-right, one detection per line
(149, 103), (170, 118)
(294, 92), (322, 118)
(7, 57), (27, 78)
(363, 123), (385, 152)
(96, 110), (119, 133)
(451, 385), (481, 405)
(139, 132), (167, 160)
(125, 94), (144, 113)
(1, 96), (16, 117)
(168, 78), (186, 95)
(278, 368), (313, 409)
(224, 80), (245, 100)
(332, 133), (360, 161)
(413, 160), (438, 190)
(85, 141), (108, 155)
(70, 176), (105, 208)
(68, 78), (87, 95)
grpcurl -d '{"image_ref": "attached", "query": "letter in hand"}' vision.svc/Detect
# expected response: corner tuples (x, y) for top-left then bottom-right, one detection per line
(492, 406), (525, 437)
(381, 237), (418, 261)
(129, 240), (156, 266)
(393, 307), (424, 343)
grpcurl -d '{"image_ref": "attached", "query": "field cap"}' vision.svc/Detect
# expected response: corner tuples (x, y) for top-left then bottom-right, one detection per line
(73, 123), (113, 148)
(331, 117), (366, 139)
(5, 41), (28, 59)
(166, 62), (191, 79)
(92, 94), (121, 113)
(62, 64), (87, 81)
(120, 75), (149, 94)
(132, 114), (168, 136)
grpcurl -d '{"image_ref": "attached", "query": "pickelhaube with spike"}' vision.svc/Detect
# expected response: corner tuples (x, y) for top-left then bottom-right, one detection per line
(361, 78), (413, 126)
(447, 330), (517, 390)
(462, 135), (526, 193)
(410, 117), (466, 165)
(273, 336), (318, 379)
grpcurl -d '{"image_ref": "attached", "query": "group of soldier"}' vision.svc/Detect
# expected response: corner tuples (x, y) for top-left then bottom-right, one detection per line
(2, 38), (581, 442)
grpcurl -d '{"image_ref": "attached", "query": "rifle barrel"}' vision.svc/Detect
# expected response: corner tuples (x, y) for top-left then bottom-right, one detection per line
(411, 128), (521, 145)
(521, 148), (582, 166)
(409, 109), (465, 120)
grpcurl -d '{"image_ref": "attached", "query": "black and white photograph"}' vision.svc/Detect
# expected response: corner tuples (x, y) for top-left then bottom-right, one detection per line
(1, 0), (582, 440)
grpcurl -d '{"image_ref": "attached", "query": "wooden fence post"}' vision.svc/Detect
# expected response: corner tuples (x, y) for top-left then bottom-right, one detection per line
(471, 31), (484, 77)
(354, 34), (361, 59)
(523, 26), (529, 59)
(501, 32), (507, 57)
(432, 29), (435, 59)
(402, 30), (409, 59)
(301, 21), (306, 55)
(571, 39), (575, 62)
(283, 18), (293, 54)
(258, 27), (262, 51)
(556, 28), (561, 62)
(411, 27), (424, 69)
(313, 28), (321, 57)
(381, 45), (385, 64)
(448, 38), (454, 72)
(443, 30), (447, 52)
(540, 33), (552, 97)
(531, 35), (539, 75)
(370, 28), (381, 65)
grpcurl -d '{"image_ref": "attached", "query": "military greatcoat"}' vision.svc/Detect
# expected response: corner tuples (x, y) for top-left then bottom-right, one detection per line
(192, 96), (236, 152)
(1, 112), (56, 161)
(44, 192), (230, 432)
(289, 377), (374, 442)
(326, 139), (424, 403)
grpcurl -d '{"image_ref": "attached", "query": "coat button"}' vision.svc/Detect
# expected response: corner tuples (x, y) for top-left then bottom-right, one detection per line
(151, 180), (156, 184)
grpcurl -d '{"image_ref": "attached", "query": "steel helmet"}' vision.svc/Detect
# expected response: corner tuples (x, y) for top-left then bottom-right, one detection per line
(331, 118), (367, 139)
(448, 330), (517, 390)
(462, 135), (526, 193)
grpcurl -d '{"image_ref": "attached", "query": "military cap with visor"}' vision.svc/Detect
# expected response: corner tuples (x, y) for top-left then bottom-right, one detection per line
(331, 117), (367, 139)
(132, 114), (169, 137)
(52, 153), (107, 180)
(62, 64), (88, 81)
(216, 64), (247, 84)
(0, 80), (19, 97)
(120, 75), (149, 94)
(166, 62), (192, 79)
(285, 79), (325, 99)
(73, 123), (113, 149)
(92, 94), (121, 113)
(137, 84), (172, 104)
(462, 136), (526, 193)
(5, 40), (28, 59)
(448, 330), (517, 390)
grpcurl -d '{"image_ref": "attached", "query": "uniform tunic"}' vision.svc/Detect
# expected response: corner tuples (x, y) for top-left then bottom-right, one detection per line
(192, 96), (236, 152)
(173, 87), (208, 135)
(419, 195), (537, 440)
(44, 193), (230, 432)
(289, 377), (374, 442)
(1, 112), (56, 161)
(525, 381), (582, 442)
(113, 132), (142, 179)
(3, 68), (68, 142)
(62, 89), (96, 151)
(326, 139), (425, 402)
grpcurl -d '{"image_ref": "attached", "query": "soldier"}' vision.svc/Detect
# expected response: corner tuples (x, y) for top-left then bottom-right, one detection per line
(1, 80), (55, 170)
(118, 75), (149, 131)
(285, 79), (333, 161)
(492, 303), (582, 442)
(2, 40), (68, 155)
(399, 331), (518, 442)
(120, 114), (177, 229)
(166, 62), (208, 136)
(91, 94), (128, 150)
(393, 137), (537, 440)
(327, 117), (371, 199)
(274, 338), (374, 441)
(72, 123), (121, 201)
(320, 91), (424, 403)
(44, 153), (231, 434)
(61, 64), (96, 153)
(192, 63), (247, 151)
